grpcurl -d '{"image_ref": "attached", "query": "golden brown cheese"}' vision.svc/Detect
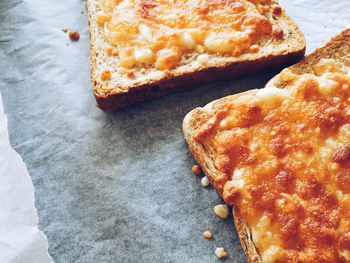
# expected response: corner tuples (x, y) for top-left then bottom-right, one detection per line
(95, 0), (282, 70)
(193, 59), (350, 262)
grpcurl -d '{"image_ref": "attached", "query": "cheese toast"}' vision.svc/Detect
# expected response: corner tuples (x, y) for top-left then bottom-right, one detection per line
(183, 29), (350, 262)
(87, 0), (305, 111)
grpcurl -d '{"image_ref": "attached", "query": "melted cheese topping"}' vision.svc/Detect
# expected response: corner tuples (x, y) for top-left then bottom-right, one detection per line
(96, 0), (282, 70)
(193, 59), (350, 262)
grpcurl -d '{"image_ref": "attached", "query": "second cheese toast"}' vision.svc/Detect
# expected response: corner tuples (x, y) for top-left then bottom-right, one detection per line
(183, 29), (350, 262)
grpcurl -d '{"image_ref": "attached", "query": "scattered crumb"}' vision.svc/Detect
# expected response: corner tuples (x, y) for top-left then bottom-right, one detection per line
(272, 5), (282, 16)
(215, 247), (228, 258)
(191, 165), (201, 175)
(201, 176), (210, 187)
(101, 70), (112, 81)
(81, 11), (84, 14)
(214, 204), (229, 219)
(66, 43), (69, 46)
(61, 28), (68, 33)
(140, 68), (146, 74)
(203, 231), (213, 239)
(69, 30), (80, 41)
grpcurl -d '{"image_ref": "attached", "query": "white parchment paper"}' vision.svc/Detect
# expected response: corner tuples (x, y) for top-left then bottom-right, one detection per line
(0, 95), (52, 263)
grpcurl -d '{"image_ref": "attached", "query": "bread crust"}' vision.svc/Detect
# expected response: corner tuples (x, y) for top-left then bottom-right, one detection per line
(87, 0), (306, 112)
(182, 29), (350, 263)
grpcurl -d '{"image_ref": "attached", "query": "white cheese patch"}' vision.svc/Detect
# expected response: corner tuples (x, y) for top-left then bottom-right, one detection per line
(231, 167), (247, 189)
(262, 245), (282, 263)
(256, 86), (289, 105)
(317, 76), (339, 95)
(138, 24), (153, 42)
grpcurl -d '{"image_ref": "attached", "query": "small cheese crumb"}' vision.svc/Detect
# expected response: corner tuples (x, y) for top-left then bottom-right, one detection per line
(214, 204), (229, 219)
(201, 176), (210, 187)
(100, 70), (112, 81)
(215, 247), (228, 258)
(192, 165), (202, 175)
(202, 230), (213, 239)
(69, 30), (80, 41)
(197, 54), (209, 65)
(61, 28), (68, 33)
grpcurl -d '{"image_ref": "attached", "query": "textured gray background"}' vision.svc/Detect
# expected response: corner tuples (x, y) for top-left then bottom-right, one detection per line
(0, 0), (348, 262)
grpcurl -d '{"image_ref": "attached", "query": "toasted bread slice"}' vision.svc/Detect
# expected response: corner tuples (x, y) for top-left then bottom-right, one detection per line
(183, 29), (350, 262)
(87, 0), (305, 112)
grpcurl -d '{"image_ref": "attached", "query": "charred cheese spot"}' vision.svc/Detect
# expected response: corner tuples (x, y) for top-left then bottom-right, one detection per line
(195, 59), (350, 262)
(332, 144), (350, 164)
(97, 0), (280, 69)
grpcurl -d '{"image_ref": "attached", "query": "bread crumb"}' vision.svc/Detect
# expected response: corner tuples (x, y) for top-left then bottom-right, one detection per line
(272, 5), (282, 16)
(203, 231), (213, 239)
(101, 70), (112, 81)
(201, 176), (210, 187)
(215, 247), (228, 258)
(61, 28), (68, 33)
(69, 31), (80, 41)
(140, 68), (146, 74)
(191, 165), (202, 175)
(214, 204), (229, 219)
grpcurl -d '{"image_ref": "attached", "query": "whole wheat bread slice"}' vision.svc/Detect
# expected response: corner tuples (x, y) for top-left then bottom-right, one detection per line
(87, 0), (305, 112)
(182, 29), (350, 262)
